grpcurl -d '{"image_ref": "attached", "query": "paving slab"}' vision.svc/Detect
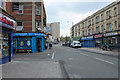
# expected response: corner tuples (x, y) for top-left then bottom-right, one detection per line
(2, 60), (64, 78)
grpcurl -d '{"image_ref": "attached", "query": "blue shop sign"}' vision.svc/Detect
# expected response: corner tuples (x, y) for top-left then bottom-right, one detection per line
(13, 33), (45, 36)
(81, 36), (93, 40)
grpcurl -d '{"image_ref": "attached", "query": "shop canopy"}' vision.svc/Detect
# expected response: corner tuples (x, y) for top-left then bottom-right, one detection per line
(13, 33), (45, 37)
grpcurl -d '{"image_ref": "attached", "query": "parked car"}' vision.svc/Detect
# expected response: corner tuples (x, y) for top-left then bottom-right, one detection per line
(70, 41), (81, 48)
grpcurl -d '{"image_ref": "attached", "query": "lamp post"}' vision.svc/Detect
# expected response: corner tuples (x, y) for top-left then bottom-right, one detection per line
(67, 21), (74, 41)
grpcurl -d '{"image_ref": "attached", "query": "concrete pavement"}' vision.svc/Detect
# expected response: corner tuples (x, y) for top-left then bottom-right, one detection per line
(2, 49), (65, 78)
(2, 61), (63, 78)
(78, 48), (119, 57)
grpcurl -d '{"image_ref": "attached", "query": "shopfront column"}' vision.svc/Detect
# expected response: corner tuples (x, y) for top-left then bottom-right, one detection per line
(10, 31), (13, 61)
(32, 37), (37, 53)
(41, 37), (44, 52)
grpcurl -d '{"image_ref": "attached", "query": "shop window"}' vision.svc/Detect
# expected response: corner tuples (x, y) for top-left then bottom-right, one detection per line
(26, 40), (32, 47)
(12, 3), (23, 14)
(20, 40), (25, 47)
(0, 33), (9, 58)
(13, 39), (18, 48)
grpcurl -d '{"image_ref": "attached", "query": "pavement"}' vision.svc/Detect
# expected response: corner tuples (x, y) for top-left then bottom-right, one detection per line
(78, 48), (119, 57)
(1, 48), (66, 78)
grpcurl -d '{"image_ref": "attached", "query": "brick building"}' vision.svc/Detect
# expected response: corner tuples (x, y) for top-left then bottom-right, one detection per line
(6, 1), (47, 53)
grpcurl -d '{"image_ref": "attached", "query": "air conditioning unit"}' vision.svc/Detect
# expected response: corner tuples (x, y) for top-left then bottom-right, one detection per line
(16, 26), (23, 31)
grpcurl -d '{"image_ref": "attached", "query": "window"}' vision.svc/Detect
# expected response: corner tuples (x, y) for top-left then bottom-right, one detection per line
(12, 3), (23, 14)
(13, 39), (18, 48)
(26, 40), (32, 47)
(101, 14), (104, 21)
(101, 25), (104, 32)
(88, 29), (91, 35)
(82, 23), (84, 28)
(96, 16), (99, 23)
(92, 19), (94, 25)
(114, 7), (117, 16)
(106, 23), (109, 31)
(83, 31), (84, 36)
(0, 33), (9, 58)
(16, 21), (23, 31)
(106, 10), (111, 19)
(0, 0), (3, 8)
(36, 5), (40, 15)
(20, 40), (25, 47)
(115, 21), (117, 29)
(96, 26), (100, 33)
(88, 20), (91, 26)
(17, 21), (23, 26)
(36, 21), (40, 28)
(109, 23), (112, 31)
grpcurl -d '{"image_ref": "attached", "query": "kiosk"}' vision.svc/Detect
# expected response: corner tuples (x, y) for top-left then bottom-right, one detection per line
(0, 8), (16, 64)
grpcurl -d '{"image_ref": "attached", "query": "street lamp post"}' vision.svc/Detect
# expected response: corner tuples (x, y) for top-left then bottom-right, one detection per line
(67, 21), (74, 41)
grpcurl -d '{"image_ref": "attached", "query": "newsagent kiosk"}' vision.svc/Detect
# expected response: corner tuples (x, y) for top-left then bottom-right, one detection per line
(13, 33), (45, 53)
(0, 8), (16, 64)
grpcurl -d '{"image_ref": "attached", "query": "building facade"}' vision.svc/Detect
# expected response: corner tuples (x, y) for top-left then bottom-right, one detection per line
(71, 1), (120, 48)
(50, 22), (60, 41)
(0, 7), (16, 64)
(6, 1), (47, 53)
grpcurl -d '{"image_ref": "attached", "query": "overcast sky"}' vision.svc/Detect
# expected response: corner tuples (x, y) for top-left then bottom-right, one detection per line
(44, 0), (116, 37)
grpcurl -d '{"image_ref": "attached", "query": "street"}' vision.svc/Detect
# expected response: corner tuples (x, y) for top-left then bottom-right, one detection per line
(53, 45), (118, 78)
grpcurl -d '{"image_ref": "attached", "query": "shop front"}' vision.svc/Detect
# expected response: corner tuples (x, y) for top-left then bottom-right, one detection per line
(0, 9), (16, 64)
(103, 31), (119, 49)
(13, 33), (45, 53)
(81, 36), (94, 47)
(94, 34), (103, 48)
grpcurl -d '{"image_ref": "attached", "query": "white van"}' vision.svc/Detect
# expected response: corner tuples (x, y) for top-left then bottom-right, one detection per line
(70, 41), (81, 48)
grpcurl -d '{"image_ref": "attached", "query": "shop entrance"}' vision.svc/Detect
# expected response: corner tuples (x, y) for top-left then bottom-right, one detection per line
(37, 38), (41, 52)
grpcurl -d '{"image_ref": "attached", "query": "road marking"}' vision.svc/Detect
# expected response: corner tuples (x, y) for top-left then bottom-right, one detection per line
(95, 58), (114, 64)
(47, 54), (50, 56)
(51, 52), (55, 59)
(68, 58), (74, 60)
(80, 53), (89, 56)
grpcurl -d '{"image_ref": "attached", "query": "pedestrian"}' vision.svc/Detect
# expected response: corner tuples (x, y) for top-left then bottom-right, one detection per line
(49, 43), (51, 49)
(46, 42), (48, 49)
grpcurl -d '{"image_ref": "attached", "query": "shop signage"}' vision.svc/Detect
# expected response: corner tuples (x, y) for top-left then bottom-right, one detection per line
(13, 33), (45, 36)
(81, 37), (87, 40)
(94, 34), (102, 38)
(0, 13), (16, 30)
(118, 31), (120, 35)
(81, 36), (93, 40)
(104, 32), (118, 37)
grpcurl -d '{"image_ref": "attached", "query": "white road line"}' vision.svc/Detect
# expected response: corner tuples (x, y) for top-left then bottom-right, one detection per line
(51, 52), (55, 59)
(95, 58), (114, 64)
(80, 53), (89, 56)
